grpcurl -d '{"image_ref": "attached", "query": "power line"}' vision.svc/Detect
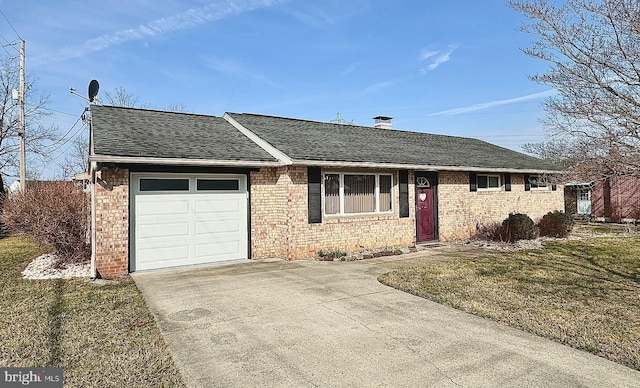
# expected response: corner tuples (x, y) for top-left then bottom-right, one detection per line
(43, 113), (85, 152)
(0, 8), (21, 39)
(42, 107), (82, 117)
(47, 124), (87, 161)
(0, 40), (18, 57)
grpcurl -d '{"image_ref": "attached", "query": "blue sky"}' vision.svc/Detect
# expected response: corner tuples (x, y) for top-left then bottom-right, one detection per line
(0, 0), (553, 178)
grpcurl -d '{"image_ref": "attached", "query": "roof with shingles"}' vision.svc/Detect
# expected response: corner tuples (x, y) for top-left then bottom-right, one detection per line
(90, 105), (278, 163)
(90, 105), (560, 172)
(226, 113), (561, 171)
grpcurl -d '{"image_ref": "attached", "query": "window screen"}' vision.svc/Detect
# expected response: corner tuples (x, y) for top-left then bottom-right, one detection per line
(324, 174), (340, 215)
(344, 174), (375, 213)
(379, 175), (392, 212)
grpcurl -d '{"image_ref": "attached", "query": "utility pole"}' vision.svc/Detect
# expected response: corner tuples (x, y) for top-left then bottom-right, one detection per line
(18, 39), (25, 191)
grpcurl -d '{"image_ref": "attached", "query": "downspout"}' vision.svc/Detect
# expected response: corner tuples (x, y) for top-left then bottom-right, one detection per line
(90, 161), (97, 279)
(88, 107), (98, 279)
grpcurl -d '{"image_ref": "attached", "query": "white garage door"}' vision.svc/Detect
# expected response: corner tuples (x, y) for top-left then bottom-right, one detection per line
(131, 173), (248, 271)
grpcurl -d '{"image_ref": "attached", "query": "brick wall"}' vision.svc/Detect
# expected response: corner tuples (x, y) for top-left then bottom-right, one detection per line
(94, 166), (566, 273)
(592, 176), (640, 220)
(437, 171), (565, 240)
(250, 166), (416, 259)
(94, 168), (129, 278)
(250, 167), (289, 258)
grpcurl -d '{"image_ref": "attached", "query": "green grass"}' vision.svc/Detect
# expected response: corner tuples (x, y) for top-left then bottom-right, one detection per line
(379, 237), (640, 371)
(0, 236), (185, 387)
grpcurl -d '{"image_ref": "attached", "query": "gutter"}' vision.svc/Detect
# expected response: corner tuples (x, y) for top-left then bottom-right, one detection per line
(89, 155), (283, 167)
(89, 155), (560, 174)
(289, 159), (562, 175)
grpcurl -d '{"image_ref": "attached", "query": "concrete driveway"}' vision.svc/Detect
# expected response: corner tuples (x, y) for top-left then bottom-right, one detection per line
(133, 246), (640, 387)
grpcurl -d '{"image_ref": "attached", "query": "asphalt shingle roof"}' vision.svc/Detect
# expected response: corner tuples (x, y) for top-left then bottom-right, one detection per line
(90, 105), (278, 162)
(228, 113), (561, 171)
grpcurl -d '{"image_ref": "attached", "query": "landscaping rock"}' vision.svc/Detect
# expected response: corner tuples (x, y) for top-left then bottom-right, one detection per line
(22, 254), (91, 280)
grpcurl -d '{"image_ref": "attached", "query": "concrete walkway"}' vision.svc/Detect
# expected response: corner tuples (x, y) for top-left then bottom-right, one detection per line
(133, 245), (640, 387)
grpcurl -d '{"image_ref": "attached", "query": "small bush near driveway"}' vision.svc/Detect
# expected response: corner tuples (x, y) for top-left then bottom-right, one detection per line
(0, 236), (184, 387)
(379, 237), (640, 371)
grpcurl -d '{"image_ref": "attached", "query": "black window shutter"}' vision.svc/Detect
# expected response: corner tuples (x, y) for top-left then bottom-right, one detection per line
(524, 174), (531, 191)
(308, 167), (322, 224)
(469, 173), (477, 192)
(504, 173), (511, 192)
(399, 170), (409, 218)
(552, 184), (557, 191)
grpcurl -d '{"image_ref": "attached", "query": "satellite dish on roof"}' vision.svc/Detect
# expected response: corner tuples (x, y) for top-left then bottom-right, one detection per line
(88, 80), (99, 102)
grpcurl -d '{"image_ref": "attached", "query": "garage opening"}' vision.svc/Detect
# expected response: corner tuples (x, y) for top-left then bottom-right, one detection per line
(130, 173), (248, 271)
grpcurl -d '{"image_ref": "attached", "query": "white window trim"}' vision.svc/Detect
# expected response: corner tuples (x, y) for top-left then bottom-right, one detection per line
(477, 174), (501, 191)
(324, 172), (394, 216)
(529, 175), (549, 191)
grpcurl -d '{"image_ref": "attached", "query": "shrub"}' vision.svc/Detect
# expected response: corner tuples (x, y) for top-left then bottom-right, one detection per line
(475, 221), (503, 241)
(1, 182), (89, 264)
(499, 213), (538, 242)
(538, 210), (574, 238)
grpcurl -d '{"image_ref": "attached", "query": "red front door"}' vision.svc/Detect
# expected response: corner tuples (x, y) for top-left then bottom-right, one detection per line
(417, 186), (435, 241)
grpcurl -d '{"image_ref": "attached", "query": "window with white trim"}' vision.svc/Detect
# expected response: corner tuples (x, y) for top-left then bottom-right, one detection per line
(477, 174), (501, 191)
(324, 173), (393, 215)
(529, 175), (547, 190)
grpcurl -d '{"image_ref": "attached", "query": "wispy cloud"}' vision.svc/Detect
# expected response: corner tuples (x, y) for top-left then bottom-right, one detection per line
(429, 90), (556, 116)
(34, 0), (287, 66)
(364, 80), (393, 93)
(341, 62), (360, 76)
(419, 45), (456, 71)
(204, 57), (280, 87)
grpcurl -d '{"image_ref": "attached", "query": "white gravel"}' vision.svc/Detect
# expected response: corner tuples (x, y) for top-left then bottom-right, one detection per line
(22, 254), (91, 280)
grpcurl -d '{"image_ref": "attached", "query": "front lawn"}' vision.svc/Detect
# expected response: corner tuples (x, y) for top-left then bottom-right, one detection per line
(379, 237), (640, 371)
(0, 236), (184, 387)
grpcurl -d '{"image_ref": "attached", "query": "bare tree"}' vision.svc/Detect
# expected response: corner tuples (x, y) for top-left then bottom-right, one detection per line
(0, 57), (58, 188)
(512, 0), (640, 181)
(58, 137), (89, 179)
(102, 86), (144, 108)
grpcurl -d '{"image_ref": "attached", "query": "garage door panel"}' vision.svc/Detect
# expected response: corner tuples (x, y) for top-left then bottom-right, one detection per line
(137, 199), (190, 217)
(195, 241), (242, 258)
(138, 222), (190, 239)
(132, 174), (248, 272)
(195, 220), (241, 235)
(137, 245), (191, 268)
(194, 198), (241, 214)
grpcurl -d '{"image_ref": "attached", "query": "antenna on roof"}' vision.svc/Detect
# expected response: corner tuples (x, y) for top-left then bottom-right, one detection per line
(69, 79), (100, 104)
(330, 112), (355, 125)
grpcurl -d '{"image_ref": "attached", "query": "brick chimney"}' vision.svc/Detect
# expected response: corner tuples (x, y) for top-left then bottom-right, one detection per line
(373, 116), (392, 129)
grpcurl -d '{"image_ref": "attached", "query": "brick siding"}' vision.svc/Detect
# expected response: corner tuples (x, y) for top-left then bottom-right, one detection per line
(437, 171), (565, 240)
(94, 168), (129, 278)
(251, 166), (416, 259)
(94, 166), (566, 275)
(592, 177), (640, 220)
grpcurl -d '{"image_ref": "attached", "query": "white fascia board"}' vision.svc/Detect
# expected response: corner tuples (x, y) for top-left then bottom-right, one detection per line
(89, 155), (283, 167)
(223, 113), (293, 165)
(291, 159), (563, 174)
